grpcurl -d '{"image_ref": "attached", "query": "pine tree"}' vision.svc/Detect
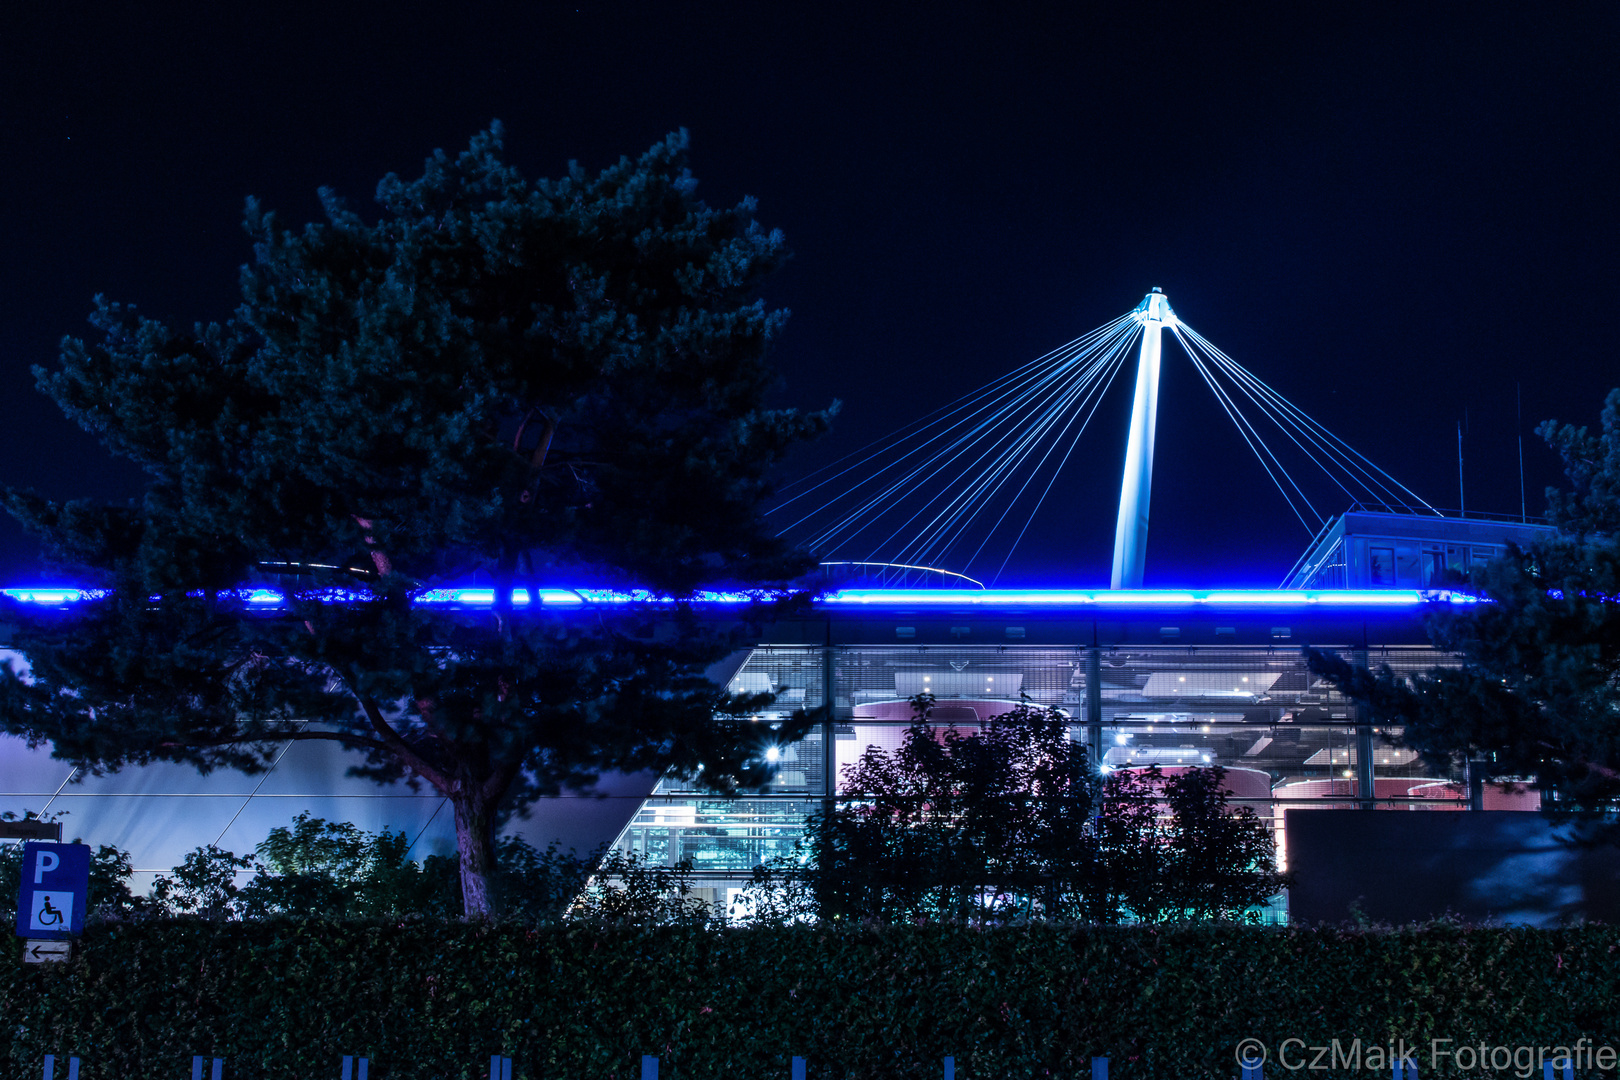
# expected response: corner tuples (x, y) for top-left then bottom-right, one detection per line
(0, 126), (829, 916)
(1308, 389), (1620, 834)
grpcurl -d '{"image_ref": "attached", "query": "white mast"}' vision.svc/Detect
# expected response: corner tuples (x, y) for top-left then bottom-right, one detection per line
(1110, 288), (1175, 589)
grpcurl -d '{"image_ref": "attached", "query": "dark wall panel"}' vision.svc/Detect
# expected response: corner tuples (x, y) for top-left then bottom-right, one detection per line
(1287, 809), (1620, 926)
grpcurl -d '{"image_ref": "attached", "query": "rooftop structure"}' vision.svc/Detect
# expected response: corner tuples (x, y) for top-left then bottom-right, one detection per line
(1282, 509), (1556, 589)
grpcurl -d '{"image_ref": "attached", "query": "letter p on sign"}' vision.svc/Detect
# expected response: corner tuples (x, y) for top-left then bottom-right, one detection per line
(34, 850), (59, 884)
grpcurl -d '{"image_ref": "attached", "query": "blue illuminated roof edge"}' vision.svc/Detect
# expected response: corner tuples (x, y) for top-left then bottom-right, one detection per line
(0, 585), (1479, 612)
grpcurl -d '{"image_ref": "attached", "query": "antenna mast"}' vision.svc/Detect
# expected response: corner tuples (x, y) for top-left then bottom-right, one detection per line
(1457, 420), (1465, 517)
(1517, 384), (1526, 522)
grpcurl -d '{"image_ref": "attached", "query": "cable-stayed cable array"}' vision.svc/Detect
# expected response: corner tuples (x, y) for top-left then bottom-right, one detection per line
(771, 312), (1140, 585)
(1168, 323), (1437, 532)
(772, 298), (1437, 585)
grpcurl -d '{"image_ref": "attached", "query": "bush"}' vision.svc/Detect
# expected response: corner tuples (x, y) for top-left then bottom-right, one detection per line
(1, 811), (619, 923)
(238, 815), (461, 918)
(752, 697), (1287, 925)
(4, 921), (1618, 1079)
(0, 813), (149, 920)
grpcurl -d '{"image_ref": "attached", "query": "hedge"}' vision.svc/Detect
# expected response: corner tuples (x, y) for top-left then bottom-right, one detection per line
(5, 922), (1619, 1079)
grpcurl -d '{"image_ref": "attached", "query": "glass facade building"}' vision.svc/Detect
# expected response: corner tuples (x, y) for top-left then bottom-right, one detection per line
(0, 513), (1551, 915)
(611, 584), (1538, 916)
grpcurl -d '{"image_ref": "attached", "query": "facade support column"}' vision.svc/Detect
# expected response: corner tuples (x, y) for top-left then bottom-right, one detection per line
(1467, 759), (1487, 811)
(1353, 646), (1375, 809)
(821, 642), (838, 819)
(1086, 647), (1103, 773)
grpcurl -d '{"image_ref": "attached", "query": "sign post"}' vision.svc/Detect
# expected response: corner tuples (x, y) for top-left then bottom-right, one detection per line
(15, 842), (91, 948)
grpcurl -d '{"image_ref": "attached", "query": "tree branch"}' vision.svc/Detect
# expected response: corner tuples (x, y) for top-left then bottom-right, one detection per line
(481, 754), (525, 806)
(356, 693), (450, 792)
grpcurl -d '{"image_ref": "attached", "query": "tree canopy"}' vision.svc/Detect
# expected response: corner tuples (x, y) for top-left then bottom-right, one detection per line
(0, 125), (830, 915)
(1308, 388), (1620, 833)
(761, 695), (1285, 924)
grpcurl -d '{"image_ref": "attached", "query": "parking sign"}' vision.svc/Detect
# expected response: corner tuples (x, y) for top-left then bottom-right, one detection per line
(15, 842), (90, 940)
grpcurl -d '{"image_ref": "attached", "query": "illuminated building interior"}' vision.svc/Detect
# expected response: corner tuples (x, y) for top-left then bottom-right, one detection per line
(610, 543), (1546, 919)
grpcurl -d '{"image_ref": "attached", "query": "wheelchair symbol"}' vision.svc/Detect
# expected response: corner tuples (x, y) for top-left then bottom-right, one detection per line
(36, 896), (64, 926)
(29, 890), (73, 931)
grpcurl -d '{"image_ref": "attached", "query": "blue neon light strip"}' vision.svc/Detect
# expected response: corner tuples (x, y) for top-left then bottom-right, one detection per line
(819, 588), (1478, 607)
(1, 586), (1479, 610)
(0, 588), (113, 605)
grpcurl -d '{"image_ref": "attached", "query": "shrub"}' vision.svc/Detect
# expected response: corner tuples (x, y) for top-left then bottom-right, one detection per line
(5, 921), (1618, 1079)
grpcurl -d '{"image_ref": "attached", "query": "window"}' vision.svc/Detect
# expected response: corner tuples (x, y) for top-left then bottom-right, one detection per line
(1446, 545), (1469, 574)
(1369, 546), (1396, 586)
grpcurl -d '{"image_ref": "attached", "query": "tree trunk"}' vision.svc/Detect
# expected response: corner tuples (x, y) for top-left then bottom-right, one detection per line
(450, 783), (496, 919)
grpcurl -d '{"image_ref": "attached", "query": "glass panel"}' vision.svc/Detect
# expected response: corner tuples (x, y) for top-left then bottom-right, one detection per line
(655, 646), (826, 796)
(1369, 546), (1396, 586)
(1395, 543), (1421, 587)
(1307, 539), (1347, 589)
(613, 796), (822, 869)
(832, 645), (1083, 793)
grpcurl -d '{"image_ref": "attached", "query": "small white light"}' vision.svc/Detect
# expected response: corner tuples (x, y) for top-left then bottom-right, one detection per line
(1342, 769), (1353, 778)
(765, 747), (782, 763)
(1114, 733), (1129, 745)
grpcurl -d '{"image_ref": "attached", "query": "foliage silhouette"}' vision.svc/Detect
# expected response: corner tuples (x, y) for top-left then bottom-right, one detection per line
(0, 126), (829, 915)
(746, 696), (1285, 924)
(1309, 388), (1620, 840)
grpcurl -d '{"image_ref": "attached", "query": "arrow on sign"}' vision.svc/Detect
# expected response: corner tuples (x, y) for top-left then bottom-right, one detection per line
(24, 939), (70, 963)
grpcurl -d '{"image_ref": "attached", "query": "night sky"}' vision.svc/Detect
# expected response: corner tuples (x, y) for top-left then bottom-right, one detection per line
(2, 3), (1615, 588)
